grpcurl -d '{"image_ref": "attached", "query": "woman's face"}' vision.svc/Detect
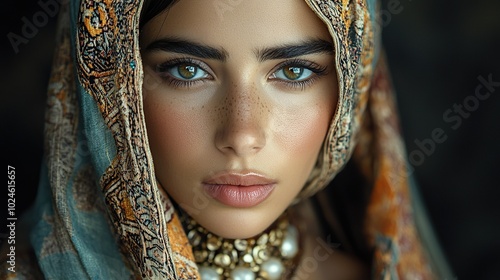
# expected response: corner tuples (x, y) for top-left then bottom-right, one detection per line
(141, 0), (337, 239)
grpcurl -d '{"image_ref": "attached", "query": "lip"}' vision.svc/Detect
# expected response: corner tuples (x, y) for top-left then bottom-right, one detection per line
(202, 171), (277, 208)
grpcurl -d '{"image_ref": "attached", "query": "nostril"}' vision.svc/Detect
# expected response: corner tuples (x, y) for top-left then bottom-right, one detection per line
(215, 126), (266, 157)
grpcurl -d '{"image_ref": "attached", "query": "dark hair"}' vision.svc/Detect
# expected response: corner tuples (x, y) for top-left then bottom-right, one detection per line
(140, 0), (178, 29)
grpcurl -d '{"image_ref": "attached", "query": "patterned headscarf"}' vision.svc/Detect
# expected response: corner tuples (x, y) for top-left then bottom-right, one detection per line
(1, 0), (452, 279)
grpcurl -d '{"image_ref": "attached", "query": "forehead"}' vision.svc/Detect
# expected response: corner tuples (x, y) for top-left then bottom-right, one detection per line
(140, 0), (332, 50)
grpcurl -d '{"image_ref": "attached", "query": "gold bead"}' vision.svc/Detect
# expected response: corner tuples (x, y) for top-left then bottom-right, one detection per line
(269, 231), (276, 243)
(214, 253), (231, 267)
(257, 233), (269, 245)
(234, 239), (248, 251)
(253, 246), (268, 264)
(258, 249), (270, 261)
(208, 251), (216, 260)
(194, 250), (208, 262)
(187, 230), (201, 246)
(207, 235), (222, 251)
(215, 266), (224, 275)
(242, 254), (253, 263)
(230, 249), (238, 264)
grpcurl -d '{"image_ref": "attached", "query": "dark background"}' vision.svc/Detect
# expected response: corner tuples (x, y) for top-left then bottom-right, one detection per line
(1, 1), (499, 279)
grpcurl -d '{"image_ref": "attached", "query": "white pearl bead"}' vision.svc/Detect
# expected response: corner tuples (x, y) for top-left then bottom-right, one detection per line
(261, 257), (284, 280)
(230, 266), (255, 280)
(198, 266), (221, 280)
(280, 225), (299, 258)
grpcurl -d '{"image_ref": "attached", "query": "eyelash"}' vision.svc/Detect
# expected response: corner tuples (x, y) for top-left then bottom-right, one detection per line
(268, 59), (328, 90)
(154, 58), (328, 90)
(155, 57), (212, 88)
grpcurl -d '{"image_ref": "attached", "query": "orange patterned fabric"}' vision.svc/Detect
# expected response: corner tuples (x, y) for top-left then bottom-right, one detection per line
(0, 0), (448, 279)
(363, 57), (436, 278)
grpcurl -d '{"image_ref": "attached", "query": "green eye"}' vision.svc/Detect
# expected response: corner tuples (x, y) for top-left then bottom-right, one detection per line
(283, 66), (304, 80)
(177, 64), (197, 79)
(168, 63), (209, 80)
(273, 66), (313, 81)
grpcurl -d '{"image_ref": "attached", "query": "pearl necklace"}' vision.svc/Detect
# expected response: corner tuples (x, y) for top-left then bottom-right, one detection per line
(180, 212), (301, 280)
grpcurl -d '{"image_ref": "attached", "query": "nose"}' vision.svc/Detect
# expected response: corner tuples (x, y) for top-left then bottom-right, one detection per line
(215, 84), (267, 157)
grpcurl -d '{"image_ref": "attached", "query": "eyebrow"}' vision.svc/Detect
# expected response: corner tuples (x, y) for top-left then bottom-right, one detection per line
(144, 37), (229, 61)
(143, 37), (333, 62)
(256, 39), (334, 61)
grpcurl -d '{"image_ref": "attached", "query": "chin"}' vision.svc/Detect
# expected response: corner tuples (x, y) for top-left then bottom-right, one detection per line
(184, 203), (286, 240)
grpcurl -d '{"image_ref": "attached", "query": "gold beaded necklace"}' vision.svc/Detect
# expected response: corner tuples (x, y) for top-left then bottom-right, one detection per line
(180, 212), (301, 280)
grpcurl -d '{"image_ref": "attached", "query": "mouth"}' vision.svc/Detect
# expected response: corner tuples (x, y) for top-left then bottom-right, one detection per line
(202, 171), (277, 208)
